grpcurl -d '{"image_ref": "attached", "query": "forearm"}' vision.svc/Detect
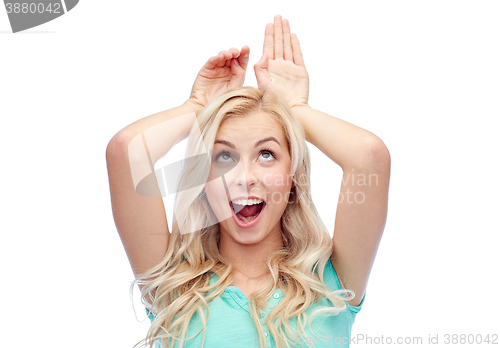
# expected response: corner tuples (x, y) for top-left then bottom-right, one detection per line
(291, 105), (387, 170)
(109, 100), (203, 164)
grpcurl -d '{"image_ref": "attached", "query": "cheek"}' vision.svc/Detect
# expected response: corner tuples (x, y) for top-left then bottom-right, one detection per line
(261, 172), (292, 206)
(205, 177), (232, 222)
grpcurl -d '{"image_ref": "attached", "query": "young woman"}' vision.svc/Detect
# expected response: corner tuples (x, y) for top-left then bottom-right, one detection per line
(106, 15), (390, 348)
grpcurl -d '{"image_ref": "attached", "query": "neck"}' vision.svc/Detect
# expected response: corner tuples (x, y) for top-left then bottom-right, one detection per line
(218, 224), (283, 280)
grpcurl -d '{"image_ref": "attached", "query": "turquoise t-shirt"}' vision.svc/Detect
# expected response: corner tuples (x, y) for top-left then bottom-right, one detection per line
(145, 258), (364, 347)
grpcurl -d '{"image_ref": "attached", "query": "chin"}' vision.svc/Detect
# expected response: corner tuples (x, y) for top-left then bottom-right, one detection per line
(229, 229), (269, 245)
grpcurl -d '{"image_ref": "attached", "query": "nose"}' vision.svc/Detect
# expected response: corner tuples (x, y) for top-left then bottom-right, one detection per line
(233, 160), (259, 188)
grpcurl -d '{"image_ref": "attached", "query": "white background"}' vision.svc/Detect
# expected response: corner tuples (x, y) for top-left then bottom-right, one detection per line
(1, 1), (499, 347)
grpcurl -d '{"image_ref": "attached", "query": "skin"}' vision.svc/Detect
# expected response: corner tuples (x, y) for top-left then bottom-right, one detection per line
(110, 14), (389, 308)
(188, 16), (390, 306)
(187, 46), (251, 110)
(252, 15), (390, 307)
(204, 111), (294, 296)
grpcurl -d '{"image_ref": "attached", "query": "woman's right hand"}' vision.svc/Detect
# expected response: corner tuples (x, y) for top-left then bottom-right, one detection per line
(187, 46), (250, 111)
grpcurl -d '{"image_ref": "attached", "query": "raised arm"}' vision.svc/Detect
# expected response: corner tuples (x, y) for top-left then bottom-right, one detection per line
(290, 105), (390, 308)
(106, 46), (250, 282)
(254, 15), (390, 306)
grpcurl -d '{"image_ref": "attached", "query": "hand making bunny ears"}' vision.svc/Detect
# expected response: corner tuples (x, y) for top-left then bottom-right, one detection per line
(188, 45), (251, 110)
(188, 15), (310, 111)
(254, 14), (310, 109)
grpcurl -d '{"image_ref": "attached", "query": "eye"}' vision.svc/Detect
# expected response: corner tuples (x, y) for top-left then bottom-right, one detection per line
(259, 149), (276, 162)
(215, 151), (234, 163)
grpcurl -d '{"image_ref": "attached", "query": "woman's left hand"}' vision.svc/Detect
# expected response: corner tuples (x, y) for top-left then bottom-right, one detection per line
(187, 46), (250, 110)
(254, 15), (309, 109)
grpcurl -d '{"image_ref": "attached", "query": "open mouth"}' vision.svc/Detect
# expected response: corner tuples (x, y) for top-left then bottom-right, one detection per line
(230, 198), (266, 224)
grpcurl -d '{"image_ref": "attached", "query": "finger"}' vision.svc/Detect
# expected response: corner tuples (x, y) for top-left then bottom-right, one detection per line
(283, 18), (293, 61)
(226, 49), (239, 67)
(228, 47), (240, 58)
(229, 64), (246, 90)
(263, 23), (274, 60)
(216, 51), (232, 67)
(230, 48), (249, 87)
(274, 15), (284, 60)
(291, 33), (305, 67)
(231, 56), (241, 75)
(205, 53), (224, 69)
(254, 53), (270, 84)
(237, 45), (250, 70)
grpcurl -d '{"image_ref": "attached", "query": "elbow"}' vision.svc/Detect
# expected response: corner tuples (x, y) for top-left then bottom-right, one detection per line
(106, 131), (130, 160)
(361, 136), (391, 172)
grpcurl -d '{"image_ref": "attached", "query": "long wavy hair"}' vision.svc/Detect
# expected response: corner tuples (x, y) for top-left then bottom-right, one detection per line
(131, 87), (354, 348)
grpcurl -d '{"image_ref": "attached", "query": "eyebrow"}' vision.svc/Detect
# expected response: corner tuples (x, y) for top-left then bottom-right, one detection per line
(214, 137), (280, 149)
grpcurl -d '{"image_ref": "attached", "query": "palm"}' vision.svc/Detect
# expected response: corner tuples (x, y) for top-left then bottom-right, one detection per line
(264, 59), (309, 108)
(189, 46), (250, 109)
(254, 16), (310, 109)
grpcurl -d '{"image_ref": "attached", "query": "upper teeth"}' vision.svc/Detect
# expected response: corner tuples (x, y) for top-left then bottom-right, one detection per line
(232, 199), (263, 205)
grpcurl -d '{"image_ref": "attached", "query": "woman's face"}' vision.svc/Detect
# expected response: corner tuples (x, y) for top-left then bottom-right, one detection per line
(204, 110), (294, 245)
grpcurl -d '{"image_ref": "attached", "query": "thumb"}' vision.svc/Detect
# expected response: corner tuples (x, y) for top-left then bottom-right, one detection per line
(254, 53), (269, 81)
(256, 53), (269, 69)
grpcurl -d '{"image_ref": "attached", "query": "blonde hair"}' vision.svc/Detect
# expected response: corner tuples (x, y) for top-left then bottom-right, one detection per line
(131, 87), (354, 348)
